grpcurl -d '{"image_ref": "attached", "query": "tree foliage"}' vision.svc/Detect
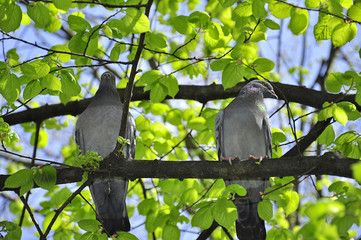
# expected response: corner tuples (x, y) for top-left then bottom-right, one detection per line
(0, 0), (361, 239)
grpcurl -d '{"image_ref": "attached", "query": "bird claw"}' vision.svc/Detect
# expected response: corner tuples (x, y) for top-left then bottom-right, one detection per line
(248, 155), (268, 163)
(221, 156), (240, 165)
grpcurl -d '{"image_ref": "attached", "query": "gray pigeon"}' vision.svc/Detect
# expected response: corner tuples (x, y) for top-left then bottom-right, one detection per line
(215, 80), (277, 240)
(75, 71), (136, 235)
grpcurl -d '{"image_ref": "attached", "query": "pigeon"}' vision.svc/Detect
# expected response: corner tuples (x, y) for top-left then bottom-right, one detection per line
(75, 71), (136, 235)
(215, 80), (277, 240)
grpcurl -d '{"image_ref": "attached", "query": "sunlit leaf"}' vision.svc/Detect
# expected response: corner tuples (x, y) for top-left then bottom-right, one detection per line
(258, 199), (273, 221)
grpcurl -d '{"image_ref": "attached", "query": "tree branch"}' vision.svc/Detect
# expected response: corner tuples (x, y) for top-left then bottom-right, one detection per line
(0, 152), (357, 192)
(118, 0), (154, 141)
(3, 82), (357, 126)
(284, 119), (332, 157)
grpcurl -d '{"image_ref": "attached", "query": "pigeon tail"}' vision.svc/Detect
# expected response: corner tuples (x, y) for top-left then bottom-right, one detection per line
(234, 199), (266, 240)
(89, 179), (130, 236)
(101, 216), (130, 235)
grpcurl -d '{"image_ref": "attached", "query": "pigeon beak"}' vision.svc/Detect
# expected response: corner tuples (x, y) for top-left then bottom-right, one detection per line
(269, 90), (278, 99)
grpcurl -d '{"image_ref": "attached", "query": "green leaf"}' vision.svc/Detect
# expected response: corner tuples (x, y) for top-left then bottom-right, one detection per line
(282, 191), (299, 216)
(305, 0), (320, 8)
(318, 124), (335, 146)
(212, 198), (237, 229)
(137, 70), (161, 89)
(107, 19), (125, 39)
(352, 162), (361, 184)
(210, 59), (232, 71)
(337, 101), (361, 121)
(289, 8), (309, 35)
(110, 43), (122, 61)
(146, 32), (167, 49)
(166, 109), (182, 126)
(150, 82), (168, 103)
(314, 14), (342, 41)
(41, 74), (62, 92)
(46, 15), (62, 33)
(23, 80), (42, 100)
(222, 62), (244, 89)
(4, 169), (34, 189)
(258, 199), (273, 221)
(78, 219), (101, 232)
(154, 140), (171, 154)
(252, 0), (267, 19)
(332, 215), (357, 237)
(231, 43), (257, 61)
(171, 16), (193, 35)
(102, 25), (112, 38)
(269, 2), (292, 19)
(188, 11), (210, 28)
(254, 58), (275, 72)
(233, 2), (252, 17)
(68, 15), (91, 32)
(162, 224), (180, 240)
(21, 12), (31, 25)
(52, 0), (72, 11)
(138, 198), (159, 216)
(33, 165), (56, 190)
(272, 128), (287, 144)
(116, 232), (139, 240)
(181, 188), (198, 205)
(0, 221), (22, 240)
(305, 199), (345, 220)
(355, 90), (361, 106)
(332, 104), (348, 126)
(187, 117), (206, 131)
(123, 8), (150, 34)
(318, 102), (333, 121)
(331, 22), (357, 47)
(0, 4), (22, 32)
(50, 45), (71, 63)
(219, 0), (237, 8)
(20, 181), (34, 196)
(328, 181), (349, 194)
(264, 19), (280, 30)
(326, 72), (343, 93)
(348, 3), (361, 22)
(0, 73), (20, 104)
(225, 184), (247, 197)
(191, 206), (214, 230)
(21, 61), (50, 80)
(162, 75), (179, 98)
(60, 71), (81, 97)
(340, 0), (353, 8)
(27, 2), (51, 29)
(327, 0), (343, 16)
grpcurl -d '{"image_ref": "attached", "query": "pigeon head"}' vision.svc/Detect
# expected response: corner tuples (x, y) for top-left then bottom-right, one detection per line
(100, 71), (116, 88)
(92, 71), (120, 103)
(240, 80), (278, 99)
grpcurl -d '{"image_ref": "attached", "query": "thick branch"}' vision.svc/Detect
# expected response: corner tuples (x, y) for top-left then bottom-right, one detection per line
(284, 119), (332, 157)
(3, 82), (357, 126)
(0, 153), (358, 191)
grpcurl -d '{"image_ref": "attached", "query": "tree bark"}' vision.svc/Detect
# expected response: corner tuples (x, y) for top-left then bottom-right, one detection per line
(2, 82), (357, 126)
(0, 152), (357, 192)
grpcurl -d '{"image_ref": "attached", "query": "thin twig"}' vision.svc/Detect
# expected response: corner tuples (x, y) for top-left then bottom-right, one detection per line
(0, 149), (71, 167)
(83, 11), (121, 55)
(41, 179), (90, 239)
(19, 196), (44, 237)
(19, 122), (41, 227)
(0, 30), (131, 66)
